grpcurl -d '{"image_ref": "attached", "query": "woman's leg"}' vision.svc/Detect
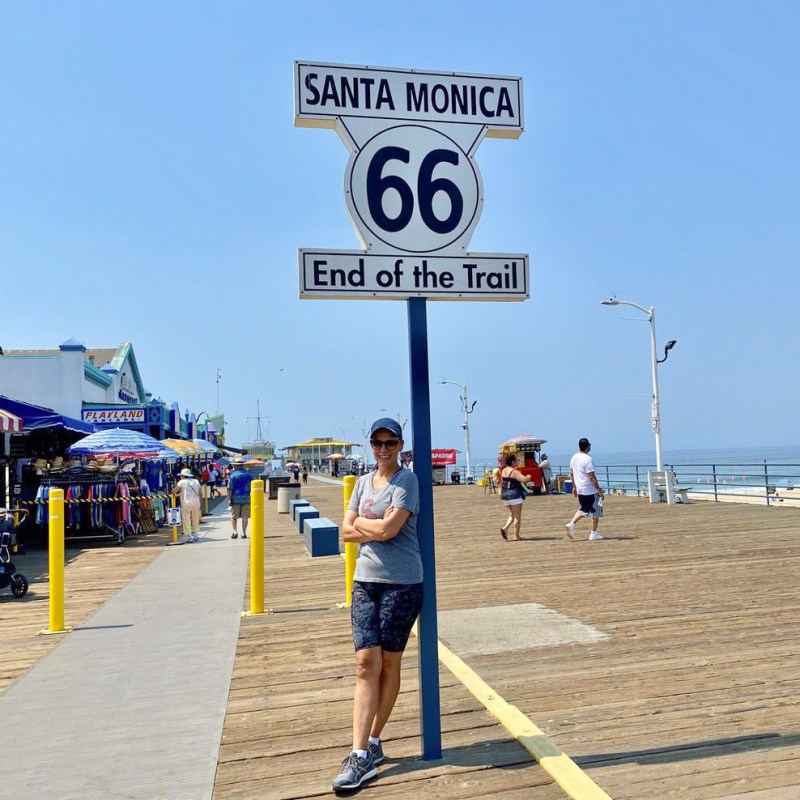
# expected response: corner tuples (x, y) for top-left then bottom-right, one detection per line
(369, 651), (404, 740)
(181, 505), (192, 537)
(511, 504), (523, 539)
(501, 510), (514, 534)
(352, 646), (382, 750)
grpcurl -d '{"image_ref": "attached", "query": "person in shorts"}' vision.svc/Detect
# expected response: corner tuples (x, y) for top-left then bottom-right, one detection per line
(498, 453), (530, 541)
(331, 418), (422, 792)
(227, 460), (251, 539)
(565, 437), (606, 541)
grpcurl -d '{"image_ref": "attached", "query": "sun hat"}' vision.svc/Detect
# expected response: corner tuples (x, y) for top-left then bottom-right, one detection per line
(180, 468), (193, 477)
(369, 417), (403, 438)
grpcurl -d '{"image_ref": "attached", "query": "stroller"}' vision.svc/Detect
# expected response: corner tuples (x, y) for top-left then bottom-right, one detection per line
(0, 509), (29, 598)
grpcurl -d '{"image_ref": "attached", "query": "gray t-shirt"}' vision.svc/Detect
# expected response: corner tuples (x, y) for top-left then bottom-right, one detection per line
(348, 467), (422, 584)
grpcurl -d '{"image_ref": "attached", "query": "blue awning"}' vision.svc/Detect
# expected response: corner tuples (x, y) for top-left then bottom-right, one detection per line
(0, 395), (96, 435)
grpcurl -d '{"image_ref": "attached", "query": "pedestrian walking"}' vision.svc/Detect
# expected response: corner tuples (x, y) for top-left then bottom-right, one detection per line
(227, 460), (251, 539)
(209, 465), (220, 496)
(171, 468), (202, 542)
(302, 466), (308, 485)
(331, 417), (422, 792)
(498, 453), (530, 541)
(539, 452), (553, 493)
(565, 438), (605, 541)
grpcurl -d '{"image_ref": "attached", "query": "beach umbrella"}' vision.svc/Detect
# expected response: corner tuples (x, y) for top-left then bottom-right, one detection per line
(327, 453), (345, 460)
(349, 452), (364, 460)
(67, 428), (178, 460)
(501, 435), (547, 449)
(214, 457), (231, 467)
(162, 439), (204, 456)
(192, 438), (219, 454)
(245, 458), (264, 466)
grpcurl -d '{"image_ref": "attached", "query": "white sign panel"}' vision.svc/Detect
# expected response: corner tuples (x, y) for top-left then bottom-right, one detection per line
(295, 62), (523, 137)
(295, 61), (528, 302)
(345, 124), (482, 254)
(300, 249), (528, 301)
(167, 507), (181, 527)
(82, 408), (145, 424)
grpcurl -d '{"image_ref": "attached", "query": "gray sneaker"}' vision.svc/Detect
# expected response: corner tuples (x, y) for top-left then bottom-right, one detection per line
(332, 751), (377, 791)
(368, 740), (384, 765)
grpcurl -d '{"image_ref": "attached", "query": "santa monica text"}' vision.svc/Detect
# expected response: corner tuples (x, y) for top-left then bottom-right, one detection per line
(296, 63), (523, 130)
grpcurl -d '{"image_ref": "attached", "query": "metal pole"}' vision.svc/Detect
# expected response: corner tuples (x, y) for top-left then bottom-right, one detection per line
(407, 297), (442, 760)
(48, 488), (66, 633)
(342, 475), (357, 606)
(249, 480), (265, 615)
(648, 307), (664, 473)
(462, 385), (472, 482)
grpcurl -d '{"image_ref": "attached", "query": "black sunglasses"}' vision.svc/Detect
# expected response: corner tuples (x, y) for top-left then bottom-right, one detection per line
(370, 438), (400, 449)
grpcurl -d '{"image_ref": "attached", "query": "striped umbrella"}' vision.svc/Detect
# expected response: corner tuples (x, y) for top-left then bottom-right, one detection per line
(67, 428), (177, 459)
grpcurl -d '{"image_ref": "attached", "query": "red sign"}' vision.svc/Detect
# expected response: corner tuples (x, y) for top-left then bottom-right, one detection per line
(431, 448), (457, 466)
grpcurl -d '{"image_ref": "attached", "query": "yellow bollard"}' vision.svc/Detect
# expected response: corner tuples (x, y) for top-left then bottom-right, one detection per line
(342, 476), (357, 608)
(170, 494), (178, 543)
(247, 480), (266, 615)
(48, 488), (66, 633)
(12, 502), (20, 553)
(204, 483), (209, 515)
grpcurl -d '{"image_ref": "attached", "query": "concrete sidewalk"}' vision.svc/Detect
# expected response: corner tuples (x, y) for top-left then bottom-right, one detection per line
(0, 507), (250, 800)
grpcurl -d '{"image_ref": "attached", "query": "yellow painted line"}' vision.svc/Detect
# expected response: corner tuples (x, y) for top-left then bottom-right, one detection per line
(436, 638), (613, 800)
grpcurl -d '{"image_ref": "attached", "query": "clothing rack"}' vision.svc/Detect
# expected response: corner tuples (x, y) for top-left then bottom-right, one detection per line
(33, 472), (145, 545)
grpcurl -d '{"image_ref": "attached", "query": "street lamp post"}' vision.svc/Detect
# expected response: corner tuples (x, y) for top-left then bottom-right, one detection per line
(601, 299), (677, 474)
(216, 368), (221, 413)
(350, 416), (368, 466)
(438, 380), (477, 482)
(379, 408), (408, 430)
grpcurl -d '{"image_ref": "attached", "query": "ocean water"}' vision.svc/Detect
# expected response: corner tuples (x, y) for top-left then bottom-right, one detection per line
(468, 444), (800, 497)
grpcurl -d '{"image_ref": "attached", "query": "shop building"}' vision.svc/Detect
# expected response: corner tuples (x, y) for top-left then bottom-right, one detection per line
(0, 339), (222, 443)
(284, 437), (356, 466)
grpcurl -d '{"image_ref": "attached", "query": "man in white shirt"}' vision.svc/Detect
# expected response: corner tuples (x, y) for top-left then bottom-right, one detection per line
(566, 438), (605, 541)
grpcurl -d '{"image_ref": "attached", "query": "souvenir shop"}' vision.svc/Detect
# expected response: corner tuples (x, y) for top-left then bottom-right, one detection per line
(28, 429), (219, 546)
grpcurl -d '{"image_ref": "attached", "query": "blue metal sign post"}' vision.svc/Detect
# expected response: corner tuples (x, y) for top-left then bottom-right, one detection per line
(407, 297), (442, 759)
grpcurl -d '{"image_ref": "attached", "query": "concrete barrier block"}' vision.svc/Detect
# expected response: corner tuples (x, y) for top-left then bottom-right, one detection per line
(296, 506), (319, 533)
(303, 517), (340, 557)
(290, 498), (311, 521)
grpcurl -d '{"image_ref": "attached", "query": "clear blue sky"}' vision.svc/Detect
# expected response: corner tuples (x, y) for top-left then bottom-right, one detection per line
(2, 1), (798, 459)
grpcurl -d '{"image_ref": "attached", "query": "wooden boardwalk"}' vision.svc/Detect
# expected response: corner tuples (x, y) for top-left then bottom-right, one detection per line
(2, 484), (799, 799)
(0, 526), (171, 693)
(217, 481), (800, 800)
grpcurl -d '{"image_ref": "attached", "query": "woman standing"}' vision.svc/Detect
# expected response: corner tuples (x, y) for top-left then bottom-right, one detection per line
(331, 418), (422, 792)
(498, 453), (529, 541)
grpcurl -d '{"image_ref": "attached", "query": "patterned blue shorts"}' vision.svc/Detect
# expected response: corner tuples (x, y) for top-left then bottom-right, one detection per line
(351, 581), (424, 653)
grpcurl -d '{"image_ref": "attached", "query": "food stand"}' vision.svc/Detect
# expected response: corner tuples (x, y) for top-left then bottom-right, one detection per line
(432, 449), (458, 485)
(498, 435), (546, 494)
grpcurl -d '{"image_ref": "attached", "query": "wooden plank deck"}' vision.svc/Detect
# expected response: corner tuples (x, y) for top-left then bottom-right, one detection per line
(217, 481), (800, 800)
(0, 527), (172, 693)
(3, 484), (798, 799)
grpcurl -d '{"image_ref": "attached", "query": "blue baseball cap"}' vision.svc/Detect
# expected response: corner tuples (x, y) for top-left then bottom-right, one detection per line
(369, 417), (403, 438)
